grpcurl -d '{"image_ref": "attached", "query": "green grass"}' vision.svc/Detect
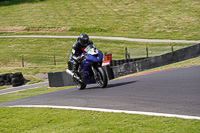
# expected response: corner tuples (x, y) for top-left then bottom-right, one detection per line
(0, 86), (73, 103)
(0, 1), (200, 132)
(0, 107), (199, 133)
(0, 75), (44, 90)
(23, 75), (44, 84)
(0, 37), (194, 73)
(0, 0), (200, 40)
(0, 86), (7, 90)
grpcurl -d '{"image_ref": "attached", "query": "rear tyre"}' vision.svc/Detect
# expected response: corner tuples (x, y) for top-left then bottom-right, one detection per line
(10, 72), (23, 79)
(96, 67), (108, 88)
(12, 77), (24, 87)
(12, 81), (24, 87)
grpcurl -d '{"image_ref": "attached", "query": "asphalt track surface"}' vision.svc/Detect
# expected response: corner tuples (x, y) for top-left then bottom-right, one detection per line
(0, 66), (200, 118)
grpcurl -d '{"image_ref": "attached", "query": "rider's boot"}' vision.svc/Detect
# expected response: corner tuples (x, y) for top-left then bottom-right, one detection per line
(73, 62), (82, 82)
(73, 70), (81, 82)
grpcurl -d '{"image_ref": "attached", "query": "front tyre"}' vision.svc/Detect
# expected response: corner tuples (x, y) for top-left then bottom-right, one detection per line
(73, 76), (86, 90)
(76, 82), (86, 90)
(96, 67), (108, 88)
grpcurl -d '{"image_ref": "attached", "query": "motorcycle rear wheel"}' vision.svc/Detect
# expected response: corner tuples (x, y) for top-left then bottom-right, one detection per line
(96, 67), (108, 88)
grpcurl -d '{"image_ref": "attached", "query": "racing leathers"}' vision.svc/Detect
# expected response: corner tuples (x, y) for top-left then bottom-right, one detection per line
(72, 38), (93, 73)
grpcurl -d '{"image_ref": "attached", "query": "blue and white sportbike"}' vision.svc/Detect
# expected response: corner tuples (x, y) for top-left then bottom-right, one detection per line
(67, 44), (108, 90)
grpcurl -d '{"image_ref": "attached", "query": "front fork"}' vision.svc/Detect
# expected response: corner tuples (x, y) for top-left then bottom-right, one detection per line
(91, 65), (98, 80)
(91, 62), (102, 80)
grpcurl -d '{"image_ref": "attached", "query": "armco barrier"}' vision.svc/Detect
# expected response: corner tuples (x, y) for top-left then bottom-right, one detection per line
(48, 71), (75, 87)
(110, 58), (146, 66)
(110, 43), (200, 78)
(48, 65), (114, 87)
(48, 43), (199, 87)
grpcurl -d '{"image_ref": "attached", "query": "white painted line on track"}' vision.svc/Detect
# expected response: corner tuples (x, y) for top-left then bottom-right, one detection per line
(9, 105), (200, 120)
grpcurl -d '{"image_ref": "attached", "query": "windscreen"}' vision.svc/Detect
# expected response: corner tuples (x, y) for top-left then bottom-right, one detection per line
(84, 44), (96, 53)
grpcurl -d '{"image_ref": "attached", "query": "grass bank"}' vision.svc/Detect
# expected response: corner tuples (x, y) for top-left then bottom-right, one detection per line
(0, 86), (73, 103)
(0, 0), (199, 40)
(0, 107), (200, 133)
(0, 37), (194, 73)
(0, 75), (44, 90)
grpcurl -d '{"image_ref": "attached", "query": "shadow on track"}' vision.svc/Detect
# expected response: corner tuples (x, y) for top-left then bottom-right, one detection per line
(86, 81), (138, 90)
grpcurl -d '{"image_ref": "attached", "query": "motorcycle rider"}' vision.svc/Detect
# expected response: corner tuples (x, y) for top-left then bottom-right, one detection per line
(71, 33), (93, 78)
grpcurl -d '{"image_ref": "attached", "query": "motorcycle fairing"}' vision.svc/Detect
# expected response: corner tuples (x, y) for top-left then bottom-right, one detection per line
(68, 45), (103, 85)
(80, 61), (96, 84)
(80, 51), (103, 84)
(85, 51), (103, 63)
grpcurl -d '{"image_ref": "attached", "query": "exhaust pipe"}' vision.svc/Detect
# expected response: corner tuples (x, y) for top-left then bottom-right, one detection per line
(66, 69), (74, 77)
(66, 69), (82, 82)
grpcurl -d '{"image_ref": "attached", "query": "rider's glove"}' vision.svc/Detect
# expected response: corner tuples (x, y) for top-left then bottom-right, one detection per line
(77, 57), (83, 63)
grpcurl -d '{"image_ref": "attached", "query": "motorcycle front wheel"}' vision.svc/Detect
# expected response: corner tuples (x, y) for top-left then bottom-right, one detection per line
(96, 67), (108, 88)
(76, 82), (86, 90)
(73, 77), (86, 90)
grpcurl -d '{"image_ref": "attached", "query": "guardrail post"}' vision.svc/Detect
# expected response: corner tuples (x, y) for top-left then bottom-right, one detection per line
(128, 53), (130, 60)
(125, 47), (128, 60)
(146, 47), (149, 58)
(22, 55), (24, 67)
(54, 55), (56, 65)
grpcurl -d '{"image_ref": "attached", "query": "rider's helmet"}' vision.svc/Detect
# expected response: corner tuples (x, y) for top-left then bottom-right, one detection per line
(79, 33), (89, 47)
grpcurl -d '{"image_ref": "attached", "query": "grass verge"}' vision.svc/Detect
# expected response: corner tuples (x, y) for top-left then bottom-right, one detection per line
(0, 75), (44, 90)
(0, 86), (73, 103)
(0, 107), (200, 133)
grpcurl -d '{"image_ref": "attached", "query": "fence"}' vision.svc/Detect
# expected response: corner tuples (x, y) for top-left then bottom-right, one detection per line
(0, 45), (193, 68)
(111, 43), (200, 78)
(126, 46), (188, 59)
(0, 54), (68, 67)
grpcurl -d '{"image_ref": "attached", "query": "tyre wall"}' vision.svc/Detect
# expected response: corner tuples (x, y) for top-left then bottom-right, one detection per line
(0, 72), (25, 87)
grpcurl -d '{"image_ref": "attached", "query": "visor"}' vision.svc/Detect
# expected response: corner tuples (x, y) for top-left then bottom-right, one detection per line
(81, 39), (89, 46)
